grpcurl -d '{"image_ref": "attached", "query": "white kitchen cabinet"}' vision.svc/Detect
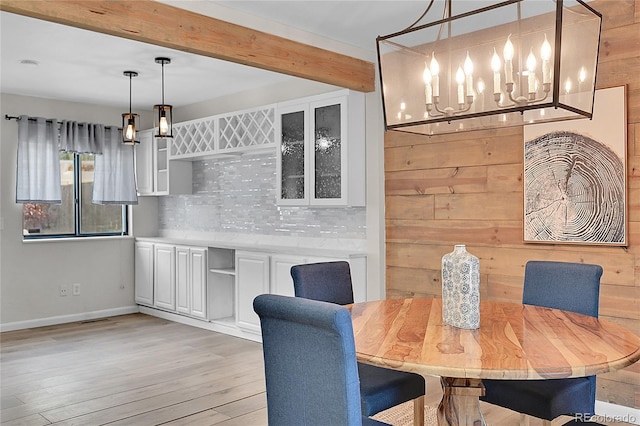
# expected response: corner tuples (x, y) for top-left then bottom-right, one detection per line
(135, 130), (154, 195)
(170, 105), (276, 160)
(189, 248), (208, 319)
(135, 238), (366, 343)
(135, 129), (192, 196)
(276, 90), (365, 207)
(154, 244), (176, 311)
(134, 241), (154, 306)
(269, 254), (302, 297)
(176, 246), (208, 319)
(236, 251), (270, 333)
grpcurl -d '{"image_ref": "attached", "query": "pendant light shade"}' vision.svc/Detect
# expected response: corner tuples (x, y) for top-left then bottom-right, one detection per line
(376, 0), (602, 135)
(122, 71), (139, 145)
(154, 57), (173, 138)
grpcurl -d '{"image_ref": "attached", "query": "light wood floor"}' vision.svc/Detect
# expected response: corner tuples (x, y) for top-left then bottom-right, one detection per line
(0, 314), (632, 425)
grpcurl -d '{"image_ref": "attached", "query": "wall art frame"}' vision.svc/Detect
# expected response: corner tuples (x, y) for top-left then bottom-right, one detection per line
(523, 85), (627, 246)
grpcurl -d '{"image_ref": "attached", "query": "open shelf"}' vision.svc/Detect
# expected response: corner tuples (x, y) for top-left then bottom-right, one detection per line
(209, 267), (236, 276)
(207, 247), (236, 321)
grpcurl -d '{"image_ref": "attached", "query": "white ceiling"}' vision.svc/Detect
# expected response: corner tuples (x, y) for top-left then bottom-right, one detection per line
(0, 1), (432, 111)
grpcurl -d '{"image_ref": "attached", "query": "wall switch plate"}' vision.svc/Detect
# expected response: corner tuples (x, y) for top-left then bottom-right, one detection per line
(72, 283), (81, 296)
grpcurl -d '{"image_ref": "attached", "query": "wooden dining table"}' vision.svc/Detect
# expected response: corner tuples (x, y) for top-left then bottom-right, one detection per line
(347, 298), (640, 426)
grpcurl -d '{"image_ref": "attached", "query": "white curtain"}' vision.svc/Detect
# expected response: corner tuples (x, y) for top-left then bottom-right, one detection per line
(93, 126), (138, 205)
(59, 121), (104, 154)
(16, 116), (61, 203)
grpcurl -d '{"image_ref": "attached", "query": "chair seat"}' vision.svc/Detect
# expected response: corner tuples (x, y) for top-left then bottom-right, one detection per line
(358, 362), (425, 416)
(482, 377), (594, 421)
(363, 416), (391, 426)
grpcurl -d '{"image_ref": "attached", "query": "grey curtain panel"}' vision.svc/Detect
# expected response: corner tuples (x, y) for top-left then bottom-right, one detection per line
(16, 116), (138, 205)
(59, 120), (104, 154)
(16, 116), (61, 203)
(93, 126), (138, 205)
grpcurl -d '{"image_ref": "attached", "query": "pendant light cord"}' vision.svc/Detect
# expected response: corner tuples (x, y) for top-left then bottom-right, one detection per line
(401, 0), (436, 31)
(161, 61), (165, 105)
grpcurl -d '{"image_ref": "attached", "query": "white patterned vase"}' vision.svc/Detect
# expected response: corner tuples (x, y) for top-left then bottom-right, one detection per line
(441, 244), (480, 329)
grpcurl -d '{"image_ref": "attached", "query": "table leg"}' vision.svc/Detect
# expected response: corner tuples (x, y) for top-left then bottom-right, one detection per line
(437, 377), (487, 426)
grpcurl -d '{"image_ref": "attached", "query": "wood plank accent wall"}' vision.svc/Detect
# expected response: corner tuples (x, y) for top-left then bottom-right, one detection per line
(384, 0), (640, 409)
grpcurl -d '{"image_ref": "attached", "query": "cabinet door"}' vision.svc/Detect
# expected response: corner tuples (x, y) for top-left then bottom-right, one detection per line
(270, 254), (306, 297)
(134, 242), (154, 306)
(190, 247), (208, 319)
(236, 251), (270, 333)
(154, 137), (169, 195)
(135, 130), (154, 195)
(276, 104), (309, 205)
(154, 244), (175, 311)
(310, 97), (348, 205)
(175, 246), (190, 315)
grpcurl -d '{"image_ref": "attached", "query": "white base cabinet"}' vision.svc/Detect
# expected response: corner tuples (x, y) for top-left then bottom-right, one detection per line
(134, 242), (154, 306)
(176, 246), (208, 320)
(135, 238), (367, 342)
(154, 244), (176, 311)
(235, 251), (270, 333)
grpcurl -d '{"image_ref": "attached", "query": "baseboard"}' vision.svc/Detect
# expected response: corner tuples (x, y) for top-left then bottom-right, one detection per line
(594, 400), (640, 425)
(138, 305), (262, 343)
(0, 306), (140, 332)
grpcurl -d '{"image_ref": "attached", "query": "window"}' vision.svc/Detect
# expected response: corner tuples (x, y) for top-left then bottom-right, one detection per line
(23, 152), (128, 239)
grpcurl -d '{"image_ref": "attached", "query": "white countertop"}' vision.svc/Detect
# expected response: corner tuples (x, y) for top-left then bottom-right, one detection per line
(136, 230), (367, 258)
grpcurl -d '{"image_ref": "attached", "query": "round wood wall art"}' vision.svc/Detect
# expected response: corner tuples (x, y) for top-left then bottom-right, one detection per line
(524, 130), (625, 244)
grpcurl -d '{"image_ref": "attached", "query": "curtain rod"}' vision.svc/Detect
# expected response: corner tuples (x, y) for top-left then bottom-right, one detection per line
(5, 114), (121, 130)
(5, 114), (57, 123)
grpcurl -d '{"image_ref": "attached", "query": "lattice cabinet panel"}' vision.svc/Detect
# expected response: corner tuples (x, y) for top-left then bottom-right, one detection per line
(218, 106), (276, 152)
(171, 117), (217, 158)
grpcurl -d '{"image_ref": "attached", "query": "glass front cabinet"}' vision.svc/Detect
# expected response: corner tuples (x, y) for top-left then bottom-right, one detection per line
(276, 90), (365, 207)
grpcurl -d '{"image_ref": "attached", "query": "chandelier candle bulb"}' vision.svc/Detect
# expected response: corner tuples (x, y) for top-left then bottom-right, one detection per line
(464, 52), (473, 97)
(503, 35), (514, 85)
(527, 49), (537, 94)
(491, 48), (501, 95)
(423, 63), (433, 105)
(430, 53), (440, 98)
(541, 35), (552, 85)
(456, 66), (465, 105)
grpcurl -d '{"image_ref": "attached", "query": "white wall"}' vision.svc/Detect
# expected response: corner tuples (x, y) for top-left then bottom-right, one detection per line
(0, 76), (387, 328)
(0, 94), (157, 329)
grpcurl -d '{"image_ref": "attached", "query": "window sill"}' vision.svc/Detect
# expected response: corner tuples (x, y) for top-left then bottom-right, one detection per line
(22, 235), (134, 244)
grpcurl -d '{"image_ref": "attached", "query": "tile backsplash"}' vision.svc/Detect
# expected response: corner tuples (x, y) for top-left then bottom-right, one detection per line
(158, 152), (366, 240)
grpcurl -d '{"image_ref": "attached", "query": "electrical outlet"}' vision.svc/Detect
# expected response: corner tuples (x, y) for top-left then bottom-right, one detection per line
(72, 283), (81, 296)
(60, 284), (69, 297)
(119, 282), (125, 289)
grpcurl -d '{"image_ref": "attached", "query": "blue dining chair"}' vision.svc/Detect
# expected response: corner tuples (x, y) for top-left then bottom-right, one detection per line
(291, 261), (426, 426)
(481, 260), (604, 425)
(253, 294), (390, 426)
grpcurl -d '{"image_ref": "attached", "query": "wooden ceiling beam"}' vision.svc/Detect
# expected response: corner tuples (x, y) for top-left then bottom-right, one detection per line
(0, 0), (376, 92)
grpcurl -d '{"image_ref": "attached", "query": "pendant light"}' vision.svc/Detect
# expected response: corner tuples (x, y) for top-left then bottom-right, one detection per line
(154, 57), (173, 138)
(121, 71), (139, 144)
(376, 0), (601, 135)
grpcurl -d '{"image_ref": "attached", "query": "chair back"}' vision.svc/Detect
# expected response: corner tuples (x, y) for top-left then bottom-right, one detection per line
(253, 294), (363, 426)
(523, 260), (602, 317)
(290, 261), (354, 305)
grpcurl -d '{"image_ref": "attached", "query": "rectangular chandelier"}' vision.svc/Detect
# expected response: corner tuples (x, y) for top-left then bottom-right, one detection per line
(377, 0), (602, 135)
